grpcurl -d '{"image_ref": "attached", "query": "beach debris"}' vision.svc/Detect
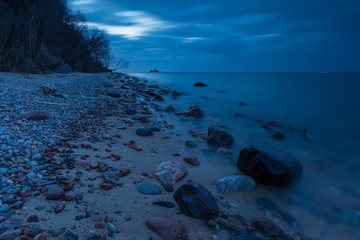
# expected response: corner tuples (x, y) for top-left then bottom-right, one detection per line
(136, 126), (153, 136)
(183, 155), (200, 166)
(238, 146), (303, 187)
(145, 217), (186, 240)
(155, 161), (187, 192)
(21, 110), (53, 121)
(207, 125), (234, 147)
(216, 175), (256, 192)
(193, 81), (208, 87)
(185, 106), (204, 118)
(136, 182), (162, 195)
(174, 182), (219, 220)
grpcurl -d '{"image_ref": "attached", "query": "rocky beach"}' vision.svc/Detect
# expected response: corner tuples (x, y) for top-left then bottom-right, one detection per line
(0, 72), (359, 240)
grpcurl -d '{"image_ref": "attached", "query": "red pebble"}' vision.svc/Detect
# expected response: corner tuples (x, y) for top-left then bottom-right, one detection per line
(111, 154), (121, 160)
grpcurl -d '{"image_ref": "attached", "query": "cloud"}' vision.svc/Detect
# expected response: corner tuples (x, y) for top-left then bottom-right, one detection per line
(183, 37), (207, 43)
(87, 11), (175, 40)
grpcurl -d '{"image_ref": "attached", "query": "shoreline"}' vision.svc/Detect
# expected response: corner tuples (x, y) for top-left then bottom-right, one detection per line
(0, 72), (359, 239)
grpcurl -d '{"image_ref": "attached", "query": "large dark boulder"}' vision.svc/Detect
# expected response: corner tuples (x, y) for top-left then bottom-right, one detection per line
(173, 183), (218, 220)
(237, 146), (302, 187)
(207, 125), (234, 147)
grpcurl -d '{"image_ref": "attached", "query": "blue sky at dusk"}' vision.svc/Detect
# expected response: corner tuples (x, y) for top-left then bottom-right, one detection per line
(69, 0), (360, 72)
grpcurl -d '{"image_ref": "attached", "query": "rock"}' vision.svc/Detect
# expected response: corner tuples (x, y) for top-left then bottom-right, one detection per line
(22, 110), (53, 121)
(54, 203), (65, 214)
(343, 210), (360, 227)
(251, 218), (285, 237)
(64, 229), (79, 240)
(104, 82), (114, 87)
(34, 233), (47, 240)
(230, 234), (263, 240)
(151, 122), (162, 132)
(183, 156), (200, 166)
(165, 105), (177, 112)
(27, 215), (39, 222)
(207, 125), (234, 147)
(272, 131), (285, 140)
(216, 175), (256, 192)
(152, 201), (175, 208)
(136, 182), (162, 195)
(45, 184), (64, 200)
(0, 229), (21, 240)
(136, 127), (153, 136)
(145, 217), (185, 240)
(193, 81), (208, 87)
(237, 146), (303, 187)
(155, 161), (187, 192)
(184, 140), (197, 148)
(107, 91), (121, 98)
(173, 182), (219, 220)
(185, 107), (204, 118)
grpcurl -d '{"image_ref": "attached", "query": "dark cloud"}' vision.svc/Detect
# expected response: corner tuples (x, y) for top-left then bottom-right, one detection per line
(69, 0), (360, 71)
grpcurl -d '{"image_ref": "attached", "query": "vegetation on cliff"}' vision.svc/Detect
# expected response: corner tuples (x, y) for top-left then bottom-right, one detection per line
(0, 0), (111, 73)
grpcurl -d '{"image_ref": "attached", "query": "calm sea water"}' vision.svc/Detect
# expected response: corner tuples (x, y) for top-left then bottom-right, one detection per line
(130, 72), (360, 237)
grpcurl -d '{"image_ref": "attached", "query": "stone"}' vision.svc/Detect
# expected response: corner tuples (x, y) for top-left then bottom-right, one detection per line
(64, 229), (79, 240)
(22, 110), (53, 121)
(165, 105), (177, 112)
(27, 215), (39, 222)
(152, 201), (175, 208)
(272, 131), (285, 140)
(54, 203), (65, 214)
(230, 234), (263, 240)
(107, 91), (121, 98)
(155, 161), (187, 192)
(145, 217), (185, 240)
(251, 218), (285, 237)
(184, 140), (197, 148)
(136, 127), (153, 136)
(193, 81), (208, 87)
(237, 146), (303, 187)
(0, 229), (21, 240)
(34, 233), (47, 240)
(216, 175), (256, 192)
(136, 182), (162, 195)
(46, 184), (65, 200)
(183, 156), (200, 166)
(185, 107), (204, 118)
(174, 182), (219, 220)
(207, 125), (234, 147)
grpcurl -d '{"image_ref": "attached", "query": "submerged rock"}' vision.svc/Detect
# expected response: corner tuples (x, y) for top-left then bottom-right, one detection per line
(185, 107), (204, 118)
(193, 81), (208, 87)
(155, 161), (187, 192)
(207, 125), (234, 147)
(237, 146), (302, 187)
(173, 182), (218, 220)
(145, 217), (185, 240)
(216, 175), (256, 192)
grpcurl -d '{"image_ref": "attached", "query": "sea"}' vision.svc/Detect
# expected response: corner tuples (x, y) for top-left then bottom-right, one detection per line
(130, 72), (360, 239)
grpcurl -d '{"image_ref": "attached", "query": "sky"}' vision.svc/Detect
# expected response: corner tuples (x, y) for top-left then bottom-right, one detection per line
(69, 0), (360, 72)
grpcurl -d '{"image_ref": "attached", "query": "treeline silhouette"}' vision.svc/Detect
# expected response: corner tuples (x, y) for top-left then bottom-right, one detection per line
(0, 0), (111, 73)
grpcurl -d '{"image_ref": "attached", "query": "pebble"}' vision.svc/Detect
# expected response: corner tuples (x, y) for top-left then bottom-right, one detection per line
(217, 175), (256, 192)
(46, 184), (65, 200)
(136, 182), (162, 195)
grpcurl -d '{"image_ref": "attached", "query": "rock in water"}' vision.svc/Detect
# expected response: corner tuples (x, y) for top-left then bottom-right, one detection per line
(237, 146), (302, 187)
(145, 217), (185, 240)
(193, 81), (208, 87)
(155, 161), (187, 192)
(173, 183), (219, 220)
(136, 182), (162, 195)
(207, 125), (234, 147)
(46, 184), (65, 200)
(22, 110), (53, 121)
(136, 127), (153, 136)
(217, 175), (256, 192)
(185, 107), (204, 118)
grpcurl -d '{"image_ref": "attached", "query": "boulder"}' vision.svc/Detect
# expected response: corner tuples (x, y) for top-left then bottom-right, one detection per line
(185, 107), (204, 118)
(207, 125), (234, 147)
(216, 175), (256, 192)
(237, 146), (302, 187)
(22, 110), (53, 121)
(193, 81), (208, 87)
(155, 161), (187, 192)
(173, 183), (218, 220)
(145, 217), (185, 240)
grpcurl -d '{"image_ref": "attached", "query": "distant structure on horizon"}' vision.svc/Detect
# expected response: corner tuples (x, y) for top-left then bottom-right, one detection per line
(150, 68), (160, 72)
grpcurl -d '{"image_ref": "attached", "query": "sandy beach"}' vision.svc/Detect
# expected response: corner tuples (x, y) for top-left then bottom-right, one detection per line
(0, 72), (359, 240)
